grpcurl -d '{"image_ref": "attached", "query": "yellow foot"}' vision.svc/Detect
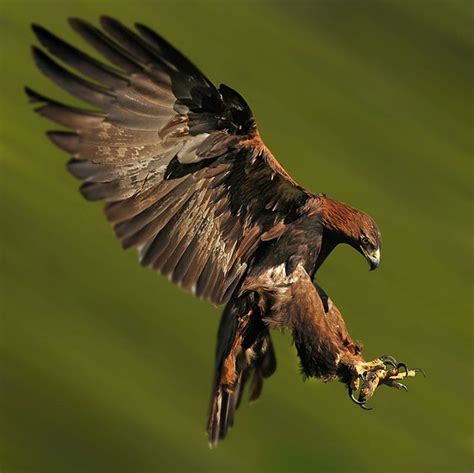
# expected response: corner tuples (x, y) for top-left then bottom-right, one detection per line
(348, 355), (425, 410)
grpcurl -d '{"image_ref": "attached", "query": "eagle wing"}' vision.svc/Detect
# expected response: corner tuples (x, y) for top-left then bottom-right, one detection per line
(28, 17), (312, 305)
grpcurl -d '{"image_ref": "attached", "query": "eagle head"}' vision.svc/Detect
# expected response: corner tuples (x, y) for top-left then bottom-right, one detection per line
(318, 196), (382, 271)
(354, 216), (381, 271)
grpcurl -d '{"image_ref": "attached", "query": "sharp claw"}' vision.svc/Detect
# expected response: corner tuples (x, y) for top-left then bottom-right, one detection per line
(395, 382), (408, 391)
(348, 387), (374, 411)
(348, 388), (373, 410)
(413, 368), (426, 377)
(348, 357), (421, 409)
(384, 360), (398, 369)
(348, 388), (365, 405)
(379, 354), (397, 365)
(396, 362), (409, 375)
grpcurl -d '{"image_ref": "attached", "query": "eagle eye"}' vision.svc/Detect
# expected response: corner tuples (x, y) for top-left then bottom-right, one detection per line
(361, 236), (370, 246)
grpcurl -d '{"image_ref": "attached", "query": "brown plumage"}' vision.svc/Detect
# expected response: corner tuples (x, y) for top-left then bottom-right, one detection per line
(27, 17), (422, 447)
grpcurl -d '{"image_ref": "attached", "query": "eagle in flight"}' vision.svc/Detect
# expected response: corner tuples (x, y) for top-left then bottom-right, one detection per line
(28, 17), (423, 447)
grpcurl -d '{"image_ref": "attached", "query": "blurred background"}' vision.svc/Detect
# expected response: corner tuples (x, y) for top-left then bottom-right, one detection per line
(1, 1), (472, 472)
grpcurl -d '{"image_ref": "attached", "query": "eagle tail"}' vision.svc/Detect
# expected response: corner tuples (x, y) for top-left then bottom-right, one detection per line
(207, 332), (276, 448)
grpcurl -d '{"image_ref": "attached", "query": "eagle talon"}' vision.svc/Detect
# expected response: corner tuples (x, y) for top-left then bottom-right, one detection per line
(347, 356), (423, 410)
(413, 367), (426, 377)
(396, 362), (409, 375)
(385, 380), (408, 391)
(348, 388), (364, 405)
(396, 382), (408, 391)
(348, 387), (373, 410)
(379, 354), (398, 365)
(384, 359), (398, 369)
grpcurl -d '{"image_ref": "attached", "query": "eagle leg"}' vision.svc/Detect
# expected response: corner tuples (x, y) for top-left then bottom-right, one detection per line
(348, 356), (424, 409)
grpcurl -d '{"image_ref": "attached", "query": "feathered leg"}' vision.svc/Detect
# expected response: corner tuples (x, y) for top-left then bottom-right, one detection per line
(315, 284), (424, 409)
(262, 268), (422, 411)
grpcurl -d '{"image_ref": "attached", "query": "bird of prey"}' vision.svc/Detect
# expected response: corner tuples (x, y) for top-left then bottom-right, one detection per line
(27, 17), (423, 447)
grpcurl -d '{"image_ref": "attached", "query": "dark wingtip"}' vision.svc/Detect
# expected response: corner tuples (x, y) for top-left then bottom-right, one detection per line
(68, 17), (90, 32)
(31, 22), (48, 38)
(30, 46), (46, 70)
(134, 22), (161, 42)
(67, 17), (80, 26)
(24, 86), (50, 106)
(46, 130), (79, 153)
(31, 45), (45, 61)
(30, 46), (58, 76)
(31, 23), (60, 45)
(99, 15), (115, 23)
(24, 86), (38, 101)
(32, 24), (62, 57)
(99, 15), (120, 29)
(134, 22), (151, 34)
(31, 22), (42, 34)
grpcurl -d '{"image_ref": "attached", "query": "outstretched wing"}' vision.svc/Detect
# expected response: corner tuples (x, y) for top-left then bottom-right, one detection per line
(28, 17), (312, 305)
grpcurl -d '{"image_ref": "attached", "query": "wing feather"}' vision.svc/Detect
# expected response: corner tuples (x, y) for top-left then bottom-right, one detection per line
(28, 17), (312, 305)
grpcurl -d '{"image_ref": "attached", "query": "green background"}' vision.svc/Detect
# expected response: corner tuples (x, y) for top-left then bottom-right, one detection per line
(1, 1), (472, 472)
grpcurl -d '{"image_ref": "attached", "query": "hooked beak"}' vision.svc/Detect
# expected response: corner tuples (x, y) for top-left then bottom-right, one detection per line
(363, 247), (380, 271)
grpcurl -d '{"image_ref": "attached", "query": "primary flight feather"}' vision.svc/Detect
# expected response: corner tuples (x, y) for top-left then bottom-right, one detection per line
(28, 16), (422, 447)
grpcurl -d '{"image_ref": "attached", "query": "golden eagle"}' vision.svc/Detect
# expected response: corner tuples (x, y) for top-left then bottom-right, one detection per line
(27, 17), (423, 447)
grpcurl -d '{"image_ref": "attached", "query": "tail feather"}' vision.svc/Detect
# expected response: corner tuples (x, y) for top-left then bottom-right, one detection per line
(207, 378), (241, 447)
(249, 336), (276, 402)
(207, 387), (222, 447)
(207, 333), (276, 447)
